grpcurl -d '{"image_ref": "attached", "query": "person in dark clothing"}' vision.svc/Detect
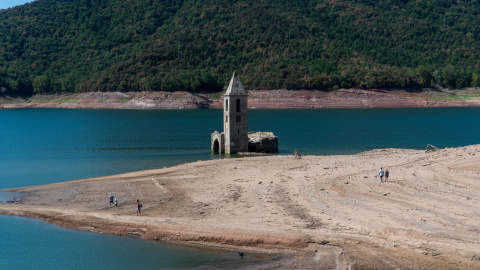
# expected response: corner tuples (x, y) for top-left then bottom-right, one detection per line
(136, 199), (142, 215)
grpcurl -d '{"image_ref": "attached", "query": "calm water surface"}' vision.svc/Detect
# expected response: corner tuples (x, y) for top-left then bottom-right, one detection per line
(2, 108), (479, 188)
(1, 107), (480, 269)
(0, 215), (265, 270)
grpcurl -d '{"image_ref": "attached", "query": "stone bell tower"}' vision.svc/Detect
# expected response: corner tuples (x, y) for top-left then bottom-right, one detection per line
(211, 72), (278, 154)
(223, 71), (248, 154)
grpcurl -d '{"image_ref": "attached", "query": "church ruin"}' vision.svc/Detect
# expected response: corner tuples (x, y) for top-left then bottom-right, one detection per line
(211, 72), (278, 154)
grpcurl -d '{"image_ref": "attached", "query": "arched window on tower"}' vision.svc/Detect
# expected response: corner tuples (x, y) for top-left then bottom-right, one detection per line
(236, 99), (241, 112)
(225, 99), (229, 111)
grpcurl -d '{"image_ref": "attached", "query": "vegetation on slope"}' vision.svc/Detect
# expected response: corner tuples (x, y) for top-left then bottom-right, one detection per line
(1, 0), (480, 94)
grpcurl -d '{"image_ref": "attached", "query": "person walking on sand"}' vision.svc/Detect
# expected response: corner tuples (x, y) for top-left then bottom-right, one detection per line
(114, 197), (118, 209)
(136, 199), (142, 215)
(109, 193), (114, 207)
(385, 169), (389, 182)
(379, 167), (385, 182)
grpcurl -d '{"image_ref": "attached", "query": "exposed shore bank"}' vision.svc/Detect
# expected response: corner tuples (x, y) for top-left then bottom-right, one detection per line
(1, 145), (480, 269)
(2, 88), (480, 109)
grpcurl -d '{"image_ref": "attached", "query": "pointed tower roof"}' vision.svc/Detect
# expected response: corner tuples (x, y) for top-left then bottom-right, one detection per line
(225, 71), (246, 95)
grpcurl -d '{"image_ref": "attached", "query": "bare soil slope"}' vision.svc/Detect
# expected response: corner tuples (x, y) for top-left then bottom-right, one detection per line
(2, 88), (480, 109)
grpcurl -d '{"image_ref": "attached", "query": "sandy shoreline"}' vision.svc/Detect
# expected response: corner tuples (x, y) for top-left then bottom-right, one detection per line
(1, 145), (480, 269)
(2, 88), (480, 110)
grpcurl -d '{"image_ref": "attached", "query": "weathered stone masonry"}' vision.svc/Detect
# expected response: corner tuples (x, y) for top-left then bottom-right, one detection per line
(211, 72), (278, 154)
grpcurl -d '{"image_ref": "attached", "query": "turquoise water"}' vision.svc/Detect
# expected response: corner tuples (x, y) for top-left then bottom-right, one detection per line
(250, 107), (480, 155)
(1, 107), (480, 269)
(0, 109), (224, 189)
(2, 108), (479, 189)
(0, 215), (264, 270)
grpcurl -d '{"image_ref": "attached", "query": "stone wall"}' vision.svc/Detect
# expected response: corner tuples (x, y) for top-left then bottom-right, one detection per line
(211, 131), (224, 153)
(247, 132), (278, 153)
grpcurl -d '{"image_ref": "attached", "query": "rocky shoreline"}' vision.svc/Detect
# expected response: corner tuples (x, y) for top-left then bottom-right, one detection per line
(1, 145), (480, 269)
(2, 88), (480, 109)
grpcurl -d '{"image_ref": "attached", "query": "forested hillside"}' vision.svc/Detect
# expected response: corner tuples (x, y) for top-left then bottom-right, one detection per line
(1, 0), (480, 94)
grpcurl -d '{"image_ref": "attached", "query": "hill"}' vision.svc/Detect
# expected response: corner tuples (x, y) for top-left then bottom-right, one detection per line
(1, 0), (480, 94)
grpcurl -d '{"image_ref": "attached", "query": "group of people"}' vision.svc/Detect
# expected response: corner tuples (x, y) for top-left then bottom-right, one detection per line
(109, 193), (143, 215)
(109, 193), (118, 208)
(378, 167), (389, 182)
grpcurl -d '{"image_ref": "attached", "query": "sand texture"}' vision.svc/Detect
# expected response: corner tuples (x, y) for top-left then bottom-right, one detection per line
(1, 145), (480, 269)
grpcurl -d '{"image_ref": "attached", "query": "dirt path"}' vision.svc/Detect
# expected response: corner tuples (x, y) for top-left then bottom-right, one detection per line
(1, 145), (480, 269)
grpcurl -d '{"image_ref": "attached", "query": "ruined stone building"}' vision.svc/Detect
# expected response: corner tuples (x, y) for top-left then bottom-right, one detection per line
(211, 72), (278, 154)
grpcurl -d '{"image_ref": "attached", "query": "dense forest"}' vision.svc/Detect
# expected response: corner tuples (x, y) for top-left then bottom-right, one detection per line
(1, 0), (480, 94)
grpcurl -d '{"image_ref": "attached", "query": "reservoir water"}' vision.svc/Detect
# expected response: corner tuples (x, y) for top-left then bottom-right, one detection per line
(0, 215), (263, 270)
(1, 108), (480, 269)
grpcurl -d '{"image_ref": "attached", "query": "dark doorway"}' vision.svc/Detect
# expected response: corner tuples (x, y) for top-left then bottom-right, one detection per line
(213, 139), (220, 153)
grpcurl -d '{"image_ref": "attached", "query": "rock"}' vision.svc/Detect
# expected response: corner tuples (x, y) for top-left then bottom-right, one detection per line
(247, 132), (278, 153)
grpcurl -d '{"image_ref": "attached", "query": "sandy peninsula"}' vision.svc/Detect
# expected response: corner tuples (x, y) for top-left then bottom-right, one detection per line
(1, 145), (480, 269)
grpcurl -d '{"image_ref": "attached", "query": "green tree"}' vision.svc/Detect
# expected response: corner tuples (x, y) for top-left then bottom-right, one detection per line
(416, 66), (433, 88)
(33, 75), (51, 94)
(432, 69), (442, 88)
(442, 66), (457, 89)
(472, 73), (480, 87)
